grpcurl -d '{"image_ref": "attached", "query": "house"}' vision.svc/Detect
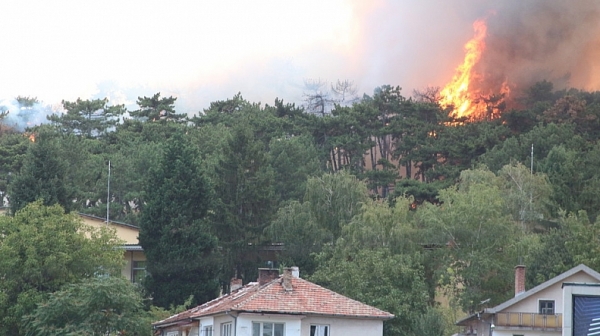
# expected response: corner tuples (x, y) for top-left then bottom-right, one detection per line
(153, 267), (394, 336)
(0, 207), (147, 283)
(456, 264), (600, 336)
(79, 213), (146, 283)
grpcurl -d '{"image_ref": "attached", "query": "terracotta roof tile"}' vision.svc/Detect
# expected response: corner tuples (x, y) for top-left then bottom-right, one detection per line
(154, 276), (394, 326)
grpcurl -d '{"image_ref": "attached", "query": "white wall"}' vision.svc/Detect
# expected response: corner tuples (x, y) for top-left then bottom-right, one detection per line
(301, 316), (383, 336)
(504, 272), (599, 314)
(236, 313), (303, 336)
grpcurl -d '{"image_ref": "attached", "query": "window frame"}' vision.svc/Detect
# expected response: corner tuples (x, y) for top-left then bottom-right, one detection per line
(201, 325), (213, 336)
(131, 260), (147, 284)
(539, 299), (555, 315)
(251, 321), (284, 336)
(310, 324), (329, 336)
(221, 322), (233, 336)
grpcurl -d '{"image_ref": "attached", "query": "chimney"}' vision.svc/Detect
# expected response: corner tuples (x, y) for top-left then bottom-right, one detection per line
(515, 265), (526, 296)
(281, 267), (298, 291)
(230, 278), (243, 292)
(258, 268), (279, 286)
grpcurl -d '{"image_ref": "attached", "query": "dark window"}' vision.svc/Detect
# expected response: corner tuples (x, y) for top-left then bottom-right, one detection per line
(539, 300), (555, 315)
(310, 325), (329, 336)
(132, 260), (146, 284)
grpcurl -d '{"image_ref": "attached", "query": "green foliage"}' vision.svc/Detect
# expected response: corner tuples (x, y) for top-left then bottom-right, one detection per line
(23, 277), (150, 336)
(304, 171), (369, 240)
(9, 130), (77, 214)
(0, 132), (30, 194)
(0, 201), (124, 335)
(213, 123), (276, 279)
(416, 179), (522, 313)
(48, 98), (125, 137)
(130, 92), (186, 122)
(269, 135), (323, 203)
(410, 307), (447, 336)
(138, 131), (220, 308)
(311, 248), (429, 336)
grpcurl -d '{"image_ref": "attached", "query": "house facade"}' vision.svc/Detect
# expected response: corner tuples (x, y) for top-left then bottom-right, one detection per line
(456, 264), (600, 336)
(153, 267), (394, 336)
(78, 213), (146, 283)
(0, 207), (147, 283)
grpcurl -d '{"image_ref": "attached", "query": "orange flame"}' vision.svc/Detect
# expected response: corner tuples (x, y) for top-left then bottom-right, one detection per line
(28, 133), (35, 142)
(440, 19), (506, 120)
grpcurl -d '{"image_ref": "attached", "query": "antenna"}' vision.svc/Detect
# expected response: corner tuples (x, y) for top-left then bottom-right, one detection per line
(530, 144), (533, 210)
(106, 160), (110, 224)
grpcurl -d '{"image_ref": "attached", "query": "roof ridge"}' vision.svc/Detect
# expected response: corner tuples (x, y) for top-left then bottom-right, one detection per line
(231, 278), (280, 310)
(293, 277), (392, 315)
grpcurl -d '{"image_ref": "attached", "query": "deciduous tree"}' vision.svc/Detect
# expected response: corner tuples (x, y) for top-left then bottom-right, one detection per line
(0, 201), (123, 335)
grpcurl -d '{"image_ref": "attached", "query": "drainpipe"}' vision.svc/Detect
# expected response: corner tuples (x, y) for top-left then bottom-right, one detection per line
(226, 311), (238, 336)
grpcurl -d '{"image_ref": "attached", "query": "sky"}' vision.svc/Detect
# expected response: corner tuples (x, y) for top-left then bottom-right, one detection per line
(3, 0), (595, 116)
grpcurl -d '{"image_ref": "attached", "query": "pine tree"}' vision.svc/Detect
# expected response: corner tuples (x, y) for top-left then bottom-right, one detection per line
(130, 93), (187, 122)
(9, 131), (76, 214)
(138, 131), (219, 308)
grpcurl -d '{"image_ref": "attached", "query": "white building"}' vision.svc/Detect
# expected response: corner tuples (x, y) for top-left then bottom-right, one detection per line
(456, 264), (600, 336)
(153, 267), (394, 336)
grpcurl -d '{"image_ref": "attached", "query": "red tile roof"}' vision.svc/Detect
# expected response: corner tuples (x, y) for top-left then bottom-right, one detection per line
(154, 275), (394, 326)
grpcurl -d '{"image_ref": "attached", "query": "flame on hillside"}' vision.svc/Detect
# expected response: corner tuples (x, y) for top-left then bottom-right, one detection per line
(439, 19), (510, 120)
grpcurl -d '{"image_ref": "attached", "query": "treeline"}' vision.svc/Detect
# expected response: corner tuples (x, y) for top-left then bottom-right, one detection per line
(2, 81), (600, 335)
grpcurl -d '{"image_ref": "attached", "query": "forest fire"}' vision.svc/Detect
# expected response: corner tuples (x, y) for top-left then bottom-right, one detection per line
(439, 19), (509, 120)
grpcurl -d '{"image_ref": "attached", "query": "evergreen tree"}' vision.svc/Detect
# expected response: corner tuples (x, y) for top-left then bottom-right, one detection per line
(9, 131), (76, 214)
(47, 98), (125, 137)
(130, 92), (186, 122)
(138, 131), (219, 308)
(213, 123), (275, 281)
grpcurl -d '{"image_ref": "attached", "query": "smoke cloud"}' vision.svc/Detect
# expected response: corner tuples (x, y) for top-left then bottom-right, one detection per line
(1, 0), (600, 121)
(471, 0), (600, 98)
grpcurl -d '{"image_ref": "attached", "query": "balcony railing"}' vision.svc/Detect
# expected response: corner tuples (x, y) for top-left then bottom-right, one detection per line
(495, 312), (562, 329)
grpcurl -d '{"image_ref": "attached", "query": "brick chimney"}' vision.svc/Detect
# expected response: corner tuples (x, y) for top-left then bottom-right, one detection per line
(515, 265), (526, 297)
(281, 267), (299, 291)
(230, 278), (243, 292)
(258, 268), (279, 286)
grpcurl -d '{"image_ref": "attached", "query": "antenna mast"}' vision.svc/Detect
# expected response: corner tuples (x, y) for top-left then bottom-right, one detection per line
(106, 160), (110, 224)
(530, 144), (533, 212)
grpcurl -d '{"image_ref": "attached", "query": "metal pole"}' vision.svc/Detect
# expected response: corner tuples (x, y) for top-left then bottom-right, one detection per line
(106, 160), (110, 224)
(530, 144), (533, 210)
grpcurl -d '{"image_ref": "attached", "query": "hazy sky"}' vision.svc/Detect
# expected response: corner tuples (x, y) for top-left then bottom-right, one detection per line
(0, 0), (515, 114)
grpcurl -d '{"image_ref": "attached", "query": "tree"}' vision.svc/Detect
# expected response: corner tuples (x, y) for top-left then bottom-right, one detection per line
(138, 131), (220, 308)
(269, 135), (323, 203)
(23, 277), (150, 336)
(311, 248), (429, 336)
(48, 98), (125, 137)
(8, 130), (76, 214)
(304, 171), (369, 240)
(0, 201), (124, 335)
(130, 92), (186, 122)
(415, 176), (526, 313)
(213, 123), (276, 281)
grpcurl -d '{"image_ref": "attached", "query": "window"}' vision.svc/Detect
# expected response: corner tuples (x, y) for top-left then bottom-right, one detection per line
(221, 323), (232, 336)
(252, 322), (284, 336)
(539, 300), (555, 315)
(310, 325), (329, 336)
(132, 261), (146, 284)
(201, 325), (213, 336)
